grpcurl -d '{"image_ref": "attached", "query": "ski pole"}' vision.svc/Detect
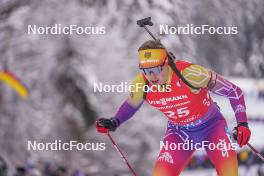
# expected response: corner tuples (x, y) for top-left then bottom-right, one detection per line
(247, 143), (264, 161)
(230, 130), (264, 161)
(107, 132), (138, 176)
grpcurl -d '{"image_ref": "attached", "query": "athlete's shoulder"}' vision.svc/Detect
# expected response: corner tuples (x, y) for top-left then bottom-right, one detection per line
(181, 62), (211, 88)
(175, 60), (193, 70)
(131, 73), (146, 85)
(129, 73), (145, 105)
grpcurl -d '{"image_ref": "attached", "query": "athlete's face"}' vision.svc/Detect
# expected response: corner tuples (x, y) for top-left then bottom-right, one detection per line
(142, 63), (169, 85)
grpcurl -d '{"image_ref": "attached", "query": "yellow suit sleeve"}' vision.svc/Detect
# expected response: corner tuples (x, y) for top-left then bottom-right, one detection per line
(127, 73), (145, 106)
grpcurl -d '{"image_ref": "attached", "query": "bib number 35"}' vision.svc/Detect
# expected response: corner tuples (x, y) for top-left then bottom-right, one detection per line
(164, 107), (190, 119)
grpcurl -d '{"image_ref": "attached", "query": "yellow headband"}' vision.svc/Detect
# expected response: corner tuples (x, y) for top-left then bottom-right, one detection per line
(138, 49), (167, 68)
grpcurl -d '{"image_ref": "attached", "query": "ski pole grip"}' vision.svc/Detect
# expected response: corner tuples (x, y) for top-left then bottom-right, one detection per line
(137, 17), (153, 27)
(95, 120), (109, 133)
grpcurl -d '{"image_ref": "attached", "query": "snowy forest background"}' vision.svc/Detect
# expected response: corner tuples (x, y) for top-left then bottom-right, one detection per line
(0, 0), (264, 175)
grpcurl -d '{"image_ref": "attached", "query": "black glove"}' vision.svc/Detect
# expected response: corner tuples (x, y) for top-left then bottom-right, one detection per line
(96, 118), (120, 132)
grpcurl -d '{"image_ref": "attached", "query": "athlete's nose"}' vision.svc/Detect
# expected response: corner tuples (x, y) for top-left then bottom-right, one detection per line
(149, 71), (158, 79)
(150, 71), (158, 77)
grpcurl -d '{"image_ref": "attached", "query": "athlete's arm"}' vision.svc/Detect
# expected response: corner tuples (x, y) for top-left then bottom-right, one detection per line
(209, 73), (247, 123)
(182, 64), (247, 123)
(113, 74), (145, 126)
(208, 72), (251, 146)
(96, 74), (145, 132)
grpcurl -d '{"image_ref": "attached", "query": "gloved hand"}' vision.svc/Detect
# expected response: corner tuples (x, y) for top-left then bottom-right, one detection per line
(96, 118), (120, 133)
(233, 122), (251, 147)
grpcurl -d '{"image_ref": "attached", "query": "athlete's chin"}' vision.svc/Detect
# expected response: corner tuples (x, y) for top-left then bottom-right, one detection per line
(151, 79), (164, 85)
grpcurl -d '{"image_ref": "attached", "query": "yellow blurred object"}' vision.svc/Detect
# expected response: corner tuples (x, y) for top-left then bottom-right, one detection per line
(239, 150), (249, 162)
(0, 70), (28, 98)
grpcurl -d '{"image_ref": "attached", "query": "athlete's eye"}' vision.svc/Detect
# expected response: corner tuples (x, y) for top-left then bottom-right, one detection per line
(142, 66), (163, 75)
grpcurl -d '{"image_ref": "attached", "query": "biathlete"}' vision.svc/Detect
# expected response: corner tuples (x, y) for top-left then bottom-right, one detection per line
(96, 40), (251, 176)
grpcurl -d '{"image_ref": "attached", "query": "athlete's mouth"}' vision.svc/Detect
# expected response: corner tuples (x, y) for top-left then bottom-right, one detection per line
(152, 79), (159, 84)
